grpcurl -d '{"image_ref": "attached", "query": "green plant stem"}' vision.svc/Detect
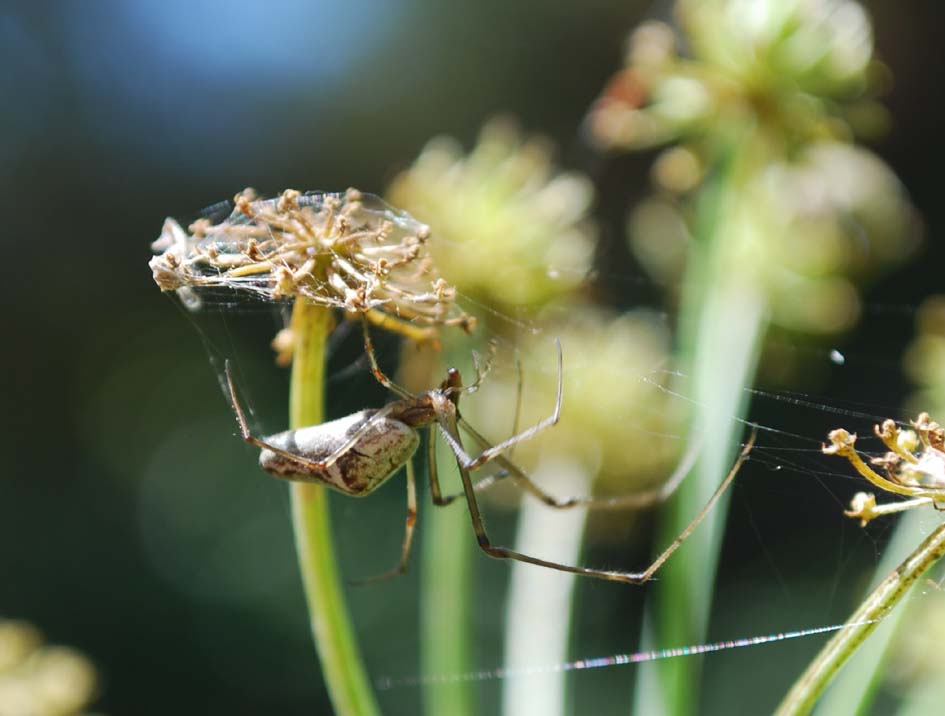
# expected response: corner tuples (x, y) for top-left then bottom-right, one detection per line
(813, 511), (927, 716)
(502, 455), (590, 716)
(633, 148), (767, 716)
(421, 419), (476, 716)
(776, 519), (945, 716)
(289, 299), (380, 716)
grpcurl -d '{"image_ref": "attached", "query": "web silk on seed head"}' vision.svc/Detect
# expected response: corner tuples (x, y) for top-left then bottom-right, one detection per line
(149, 187), (474, 339)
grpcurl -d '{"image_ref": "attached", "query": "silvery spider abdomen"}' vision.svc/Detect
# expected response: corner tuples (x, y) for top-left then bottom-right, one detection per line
(259, 409), (420, 496)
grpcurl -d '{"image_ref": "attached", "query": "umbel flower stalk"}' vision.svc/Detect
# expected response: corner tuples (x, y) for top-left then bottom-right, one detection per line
(777, 415), (945, 713)
(151, 188), (471, 716)
(813, 319), (945, 716)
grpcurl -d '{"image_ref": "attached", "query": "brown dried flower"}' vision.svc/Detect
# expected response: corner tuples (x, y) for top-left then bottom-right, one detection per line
(150, 187), (474, 342)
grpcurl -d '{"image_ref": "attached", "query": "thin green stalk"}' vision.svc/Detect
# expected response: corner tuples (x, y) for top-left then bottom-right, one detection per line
(502, 456), (590, 716)
(421, 423), (476, 716)
(813, 511), (927, 716)
(776, 520), (945, 715)
(289, 298), (380, 716)
(633, 148), (768, 716)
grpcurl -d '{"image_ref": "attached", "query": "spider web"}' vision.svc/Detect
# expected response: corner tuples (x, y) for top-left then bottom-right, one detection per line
(144, 261), (945, 716)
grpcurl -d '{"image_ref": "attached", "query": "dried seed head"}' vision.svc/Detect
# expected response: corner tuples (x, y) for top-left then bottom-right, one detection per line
(149, 188), (473, 340)
(826, 414), (945, 521)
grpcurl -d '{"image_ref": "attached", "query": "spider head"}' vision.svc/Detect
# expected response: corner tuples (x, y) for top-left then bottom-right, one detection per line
(441, 368), (464, 407)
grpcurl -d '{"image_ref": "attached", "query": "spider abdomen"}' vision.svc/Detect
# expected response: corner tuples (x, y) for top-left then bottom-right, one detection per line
(259, 409), (419, 496)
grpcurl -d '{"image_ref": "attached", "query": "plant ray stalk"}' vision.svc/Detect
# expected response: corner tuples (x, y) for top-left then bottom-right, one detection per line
(812, 511), (927, 716)
(289, 298), (380, 716)
(776, 519), (945, 715)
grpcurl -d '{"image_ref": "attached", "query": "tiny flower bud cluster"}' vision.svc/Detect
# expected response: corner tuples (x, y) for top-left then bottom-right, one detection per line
(150, 188), (473, 339)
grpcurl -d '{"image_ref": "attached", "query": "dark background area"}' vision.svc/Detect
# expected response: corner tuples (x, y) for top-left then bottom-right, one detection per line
(2, 2), (945, 714)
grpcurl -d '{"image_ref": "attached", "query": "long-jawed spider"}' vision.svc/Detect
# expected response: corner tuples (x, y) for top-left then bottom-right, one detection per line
(226, 322), (755, 584)
(823, 412), (945, 527)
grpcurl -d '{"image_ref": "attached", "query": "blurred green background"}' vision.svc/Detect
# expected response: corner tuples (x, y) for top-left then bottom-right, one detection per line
(3, 1), (945, 714)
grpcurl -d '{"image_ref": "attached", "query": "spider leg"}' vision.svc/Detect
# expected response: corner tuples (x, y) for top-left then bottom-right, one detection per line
(226, 360), (398, 474)
(460, 338), (563, 470)
(441, 417), (575, 507)
(428, 425), (504, 506)
(362, 319), (414, 399)
(444, 418), (754, 584)
(507, 349), (524, 462)
(350, 459), (419, 584)
(459, 341), (498, 396)
(455, 418), (705, 511)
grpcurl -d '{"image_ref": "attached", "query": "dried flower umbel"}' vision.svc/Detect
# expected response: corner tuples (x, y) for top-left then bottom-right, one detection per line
(150, 188), (474, 343)
(823, 413), (945, 526)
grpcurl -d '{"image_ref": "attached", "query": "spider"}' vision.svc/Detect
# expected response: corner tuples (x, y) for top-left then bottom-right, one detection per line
(226, 322), (755, 584)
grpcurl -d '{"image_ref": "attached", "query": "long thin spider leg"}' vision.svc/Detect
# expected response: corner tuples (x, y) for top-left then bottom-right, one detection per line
(444, 418), (755, 584)
(454, 418), (576, 508)
(507, 350), (524, 463)
(461, 338), (563, 470)
(429, 424), (507, 506)
(455, 417), (705, 511)
(226, 361), (397, 474)
(627, 431), (755, 582)
(350, 459), (419, 585)
(361, 319), (414, 399)
(426, 425), (449, 506)
(459, 341), (498, 396)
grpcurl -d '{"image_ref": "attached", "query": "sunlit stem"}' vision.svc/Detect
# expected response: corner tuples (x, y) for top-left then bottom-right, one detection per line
(811, 511), (927, 716)
(289, 298), (380, 716)
(422, 435), (476, 716)
(410, 337), (478, 716)
(776, 520), (945, 715)
(633, 144), (767, 716)
(502, 456), (590, 716)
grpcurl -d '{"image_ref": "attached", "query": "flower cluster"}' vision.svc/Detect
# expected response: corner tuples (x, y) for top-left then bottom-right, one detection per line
(150, 188), (474, 342)
(0, 619), (99, 716)
(823, 413), (945, 526)
(592, 0), (919, 338)
(467, 307), (682, 496)
(387, 119), (596, 313)
(588, 0), (880, 153)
